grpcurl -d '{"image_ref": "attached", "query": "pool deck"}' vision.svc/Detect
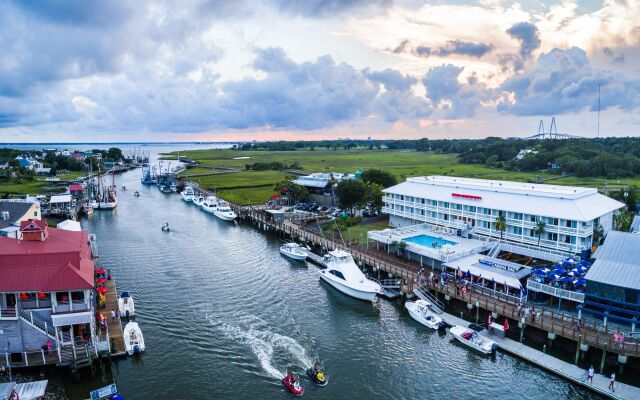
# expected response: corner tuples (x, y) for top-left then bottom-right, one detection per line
(440, 311), (640, 400)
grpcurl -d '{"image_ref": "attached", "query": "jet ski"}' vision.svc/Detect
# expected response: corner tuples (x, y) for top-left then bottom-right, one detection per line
(282, 373), (303, 396)
(306, 366), (327, 386)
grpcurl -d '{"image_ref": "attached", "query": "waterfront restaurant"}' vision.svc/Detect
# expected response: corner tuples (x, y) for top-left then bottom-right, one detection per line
(0, 220), (97, 365)
(583, 231), (640, 328)
(381, 176), (624, 258)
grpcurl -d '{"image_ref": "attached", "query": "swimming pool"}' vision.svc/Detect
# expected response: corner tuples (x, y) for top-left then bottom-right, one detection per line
(404, 234), (457, 248)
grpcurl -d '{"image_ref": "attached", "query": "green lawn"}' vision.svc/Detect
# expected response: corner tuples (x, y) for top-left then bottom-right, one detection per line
(186, 170), (289, 204)
(342, 221), (391, 242)
(166, 148), (640, 204)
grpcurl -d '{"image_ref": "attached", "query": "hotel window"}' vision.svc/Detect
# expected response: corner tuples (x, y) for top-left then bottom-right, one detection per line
(513, 213), (523, 220)
(431, 211), (437, 218)
(547, 232), (558, 241)
(468, 206), (476, 213)
(566, 220), (576, 228)
(443, 202), (450, 208)
(431, 200), (438, 206)
(513, 226), (522, 235)
(482, 208), (491, 215)
(420, 198), (425, 204)
(482, 221), (490, 228)
(530, 215), (537, 222)
(444, 214), (449, 220)
(454, 203), (462, 210)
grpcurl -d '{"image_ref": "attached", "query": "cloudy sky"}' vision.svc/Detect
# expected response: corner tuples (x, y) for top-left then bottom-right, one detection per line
(1, 0), (639, 142)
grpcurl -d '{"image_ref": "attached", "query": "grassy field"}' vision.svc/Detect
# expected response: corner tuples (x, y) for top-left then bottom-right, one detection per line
(0, 171), (86, 196)
(342, 221), (390, 242)
(187, 170), (289, 204)
(167, 148), (640, 205)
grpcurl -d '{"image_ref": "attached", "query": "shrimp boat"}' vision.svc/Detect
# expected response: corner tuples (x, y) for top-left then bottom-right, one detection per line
(123, 321), (145, 355)
(449, 325), (497, 354)
(280, 243), (308, 261)
(118, 291), (135, 318)
(318, 250), (382, 301)
(405, 300), (443, 329)
(90, 173), (117, 210)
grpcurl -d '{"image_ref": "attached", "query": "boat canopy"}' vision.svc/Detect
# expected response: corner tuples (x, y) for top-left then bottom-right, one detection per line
(325, 250), (368, 283)
(121, 291), (130, 298)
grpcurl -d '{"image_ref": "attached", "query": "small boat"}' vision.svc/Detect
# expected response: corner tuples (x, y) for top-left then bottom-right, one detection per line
(134, 191), (140, 197)
(282, 374), (303, 396)
(161, 222), (171, 232)
(449, 325), (497, 354)
(83, 203), (94, 216)
(122, 185), (126, 191)
(318, 250), (382, 302)
(405, 300), (443, 329)
(306, 366), (327, 386)
(123, 321), (145, 355)
(193, 194), (205, 207)
(280, 243), (308, 261)
(118, 291), (135, 318)
(170, 183), (177, 192)
(181, 186), (195, 202)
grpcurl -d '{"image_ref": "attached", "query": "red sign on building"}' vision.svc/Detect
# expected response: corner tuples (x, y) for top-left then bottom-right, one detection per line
(452, 193), (482, 201)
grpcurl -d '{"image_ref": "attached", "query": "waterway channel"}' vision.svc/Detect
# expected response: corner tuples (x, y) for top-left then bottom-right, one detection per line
(63, 145), (603, 399)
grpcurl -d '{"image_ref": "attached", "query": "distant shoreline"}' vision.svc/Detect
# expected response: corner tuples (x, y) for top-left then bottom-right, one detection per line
(0, 141), (239, 145)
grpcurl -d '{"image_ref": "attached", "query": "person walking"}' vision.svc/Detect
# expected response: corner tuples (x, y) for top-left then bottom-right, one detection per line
(608, 372), (615, 392)
(587, 366), (595, 384)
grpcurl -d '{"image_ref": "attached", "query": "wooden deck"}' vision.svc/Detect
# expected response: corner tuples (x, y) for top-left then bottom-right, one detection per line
(224, 203), (640, 358)
(101, 277), (126, 356)
(440, 310), (640, 400)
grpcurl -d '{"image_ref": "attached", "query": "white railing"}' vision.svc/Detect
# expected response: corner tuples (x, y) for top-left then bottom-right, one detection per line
(527, 279), (585, 303)
(0, 305), (17, 320)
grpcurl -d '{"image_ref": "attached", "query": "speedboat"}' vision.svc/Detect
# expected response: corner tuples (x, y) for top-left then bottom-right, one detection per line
(280, 243), (308, 261)
(181, 186), (195, 202)
(449, 325), (497, 354)
(213, 199), (237, 221)
(306, 366), (327, 386)
(193, 194), (205, 207)
(318, 250), (382, 302)
(161, 222), (171, 232)
(123, 321), (145, 355)
(405, 300), (443, 330)
(134, 191), (140, 197)
(118, 291), (135, 318)
(282, 374), (303, 396)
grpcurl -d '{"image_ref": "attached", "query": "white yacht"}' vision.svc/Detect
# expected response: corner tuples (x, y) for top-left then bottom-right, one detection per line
(318, 250), (382, 301)
(123, 321), (145, 355)
(181, 186), (195, 202)
(118, 291), (135, 318)
(280, 243), (308, 261)
(405, 300), (443, 329)
(193, 194), (205, 207)
(201, 196), (236, 221)
(449, 325), (497, 354)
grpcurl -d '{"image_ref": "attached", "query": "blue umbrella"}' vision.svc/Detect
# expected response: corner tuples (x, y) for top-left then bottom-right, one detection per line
(575, 278), (586, 286)
(553, 269), (564, 275)
(534, 268), (547, 275)
(560, 276), (573, 283)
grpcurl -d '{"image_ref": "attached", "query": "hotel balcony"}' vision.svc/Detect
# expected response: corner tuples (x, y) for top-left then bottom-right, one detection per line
(527, 279), (586, 303)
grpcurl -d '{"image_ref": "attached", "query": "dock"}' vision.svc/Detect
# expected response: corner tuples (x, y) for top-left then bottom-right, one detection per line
(101, 277), (126, 357)
(439, 310), (640, 400)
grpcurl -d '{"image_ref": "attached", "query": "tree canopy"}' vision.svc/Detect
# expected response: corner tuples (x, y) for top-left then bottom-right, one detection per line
(360, 169), (397, 188)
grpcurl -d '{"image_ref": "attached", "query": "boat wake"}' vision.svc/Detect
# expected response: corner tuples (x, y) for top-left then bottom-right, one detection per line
(212, 316), (315, 380)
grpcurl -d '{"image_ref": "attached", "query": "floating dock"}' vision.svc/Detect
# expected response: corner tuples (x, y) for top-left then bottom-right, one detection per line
(439, 310), (640, 400)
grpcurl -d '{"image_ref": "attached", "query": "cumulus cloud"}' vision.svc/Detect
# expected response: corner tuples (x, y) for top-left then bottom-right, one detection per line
(422, 65), (488, 119)
(498, 47), (640, 116)
(602, 47), (625, 64)
(505, 21), (541, 70)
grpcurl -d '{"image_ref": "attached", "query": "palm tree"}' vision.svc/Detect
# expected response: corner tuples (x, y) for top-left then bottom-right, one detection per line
(534, 220), (546, 246)
(495, 215), (507, 240)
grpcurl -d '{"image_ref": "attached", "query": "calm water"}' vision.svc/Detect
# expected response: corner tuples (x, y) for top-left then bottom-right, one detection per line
(65, 147), (600, 399)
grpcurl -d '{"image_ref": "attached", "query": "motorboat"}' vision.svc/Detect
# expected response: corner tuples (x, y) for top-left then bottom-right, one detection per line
(318, 250), (382, 301)
(405, 300), (443, 330)
(181, 186), (195, 202)
(118, 291), (136, 318)
(201, 196), (237, 221)
(123, 321), (145, 355)
(83, 203), (94, 216)
(192, 194), (205, 207)
(169, 182), (177, 192)
(159, 184), (172, 193)
(280, 243), (308, 261)
(306, 366), (327, 386)
(449, 325), (497, 354)
(213, 199), (237, 221)
(282, 374), (303, 396)
(134, 191), (140, 197)
(161, 222), (171, 232)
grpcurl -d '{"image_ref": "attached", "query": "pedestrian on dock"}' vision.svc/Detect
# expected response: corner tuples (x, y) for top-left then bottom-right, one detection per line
(608, 373), (615, 392)
(587, 366), (594, 383)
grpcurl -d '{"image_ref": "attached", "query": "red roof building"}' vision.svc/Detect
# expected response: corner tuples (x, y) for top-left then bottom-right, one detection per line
(68, 184), (83, 192)
(0, 224), (94, 292)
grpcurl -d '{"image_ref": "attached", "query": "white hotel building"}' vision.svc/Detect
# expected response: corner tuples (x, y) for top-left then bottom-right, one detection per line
(382, 176), (624, 257)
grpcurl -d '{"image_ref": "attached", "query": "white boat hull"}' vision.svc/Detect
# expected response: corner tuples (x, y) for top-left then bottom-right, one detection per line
(91, 200), (117, 210)
(405, 302), (442, 329)
(280, 248), (307, 261)
(118, 297), (135, 317)
(213, 210), (236, 221)
(181, 194), (194, 202)
(123, 322), (145, 356)
(449, 326), (496, 354)
(319, 270), (378, 301)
